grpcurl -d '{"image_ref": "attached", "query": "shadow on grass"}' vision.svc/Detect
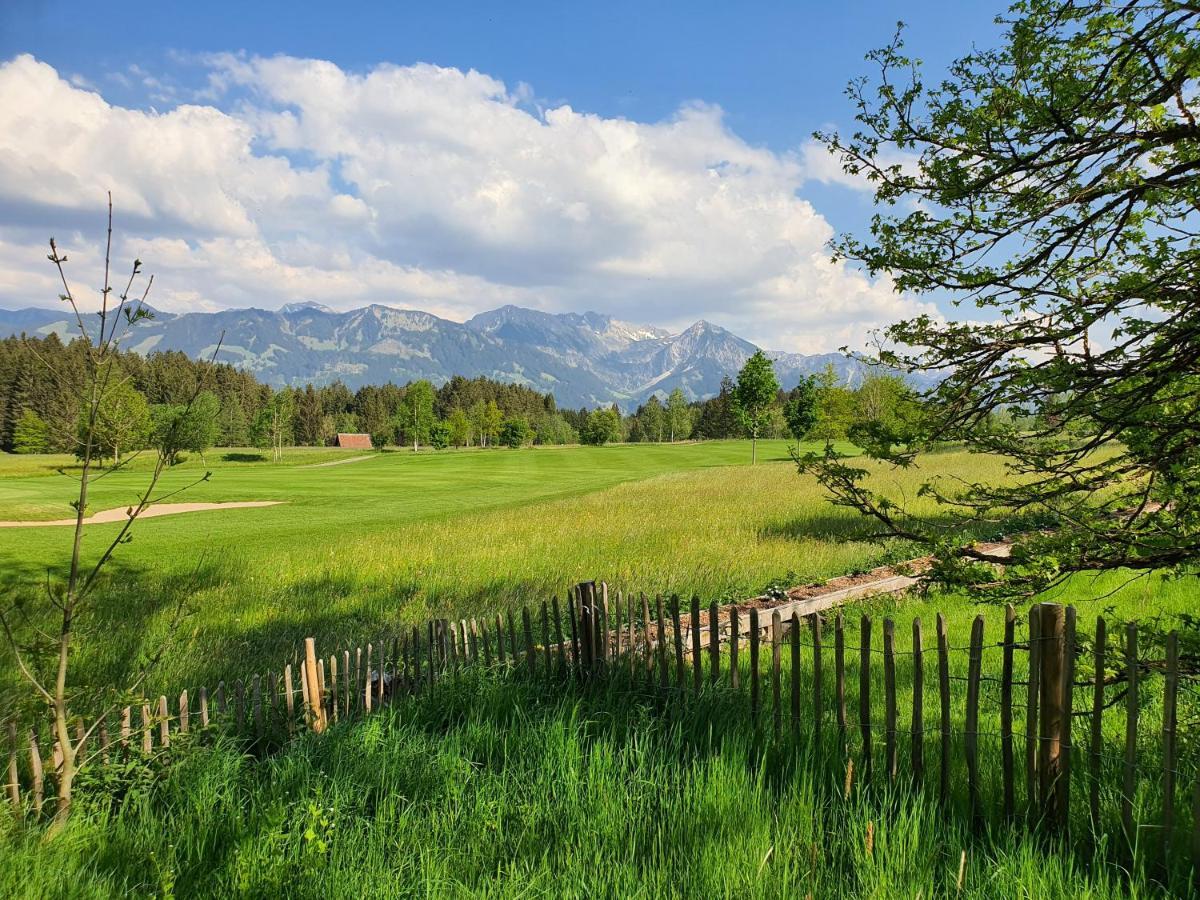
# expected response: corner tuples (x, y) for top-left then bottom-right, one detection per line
(220, 452), (267, 463)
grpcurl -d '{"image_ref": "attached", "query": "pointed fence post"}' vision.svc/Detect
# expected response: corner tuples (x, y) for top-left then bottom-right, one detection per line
(304, 638), (327, 733)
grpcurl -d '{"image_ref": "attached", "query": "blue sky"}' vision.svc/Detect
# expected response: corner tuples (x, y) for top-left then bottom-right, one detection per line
(0, 1), (1005, 351)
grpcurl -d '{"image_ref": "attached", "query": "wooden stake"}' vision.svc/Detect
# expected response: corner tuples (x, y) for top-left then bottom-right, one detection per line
(1037, 604), (1066, 829)
(812, 614), (824, 753)
(1025, 606), (1041, 819)
(911, 617), (924, 786)
(836, 612), (847, 750)
(859, 615), (873, 782)
(691, 596), (703, 692)
(709, 601), (720, 685)
(729, 606), (740, 691)
(772, 610), (782, 737)
(179, 690), (189, 735)
(1001, 605), (1015, 819)
(304, 637), (326, 733)
(554, 596), (565, 676)
(1118, 624), (1137, 849)
(884, 618), (897, 782)
(523, 606), (536, 673)
(1059, 605), (1077, 830)
(937, 613), (951, 804)
(791, 611), (802, 738)
(1164, 629), (1180, 854)
(749, 608), (761, 723)
(656, 594), (669, 689)
(158, 695), (170, 749)
(672, 596), (686, 688)
(542, 601), (552, 675)
(199, 687), (209, 729)
(966, 615), (984, 826)
(1094, 619), (1108, 835)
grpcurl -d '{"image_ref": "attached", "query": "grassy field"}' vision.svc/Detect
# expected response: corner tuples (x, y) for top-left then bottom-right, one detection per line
(0, 667), (1182, 898)
(0, 438), (938, 702)
(2, 440), (1194, 896)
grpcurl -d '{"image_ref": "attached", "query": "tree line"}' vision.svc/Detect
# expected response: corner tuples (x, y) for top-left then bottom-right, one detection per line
(1, 333), (911, 458)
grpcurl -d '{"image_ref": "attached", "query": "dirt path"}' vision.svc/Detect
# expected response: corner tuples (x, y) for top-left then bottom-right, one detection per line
(301, 455), (375, 469)
(0, 501), (285, 528)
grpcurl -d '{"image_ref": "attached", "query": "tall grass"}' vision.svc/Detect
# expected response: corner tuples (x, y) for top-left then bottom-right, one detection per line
(0, 670), (1164, 898)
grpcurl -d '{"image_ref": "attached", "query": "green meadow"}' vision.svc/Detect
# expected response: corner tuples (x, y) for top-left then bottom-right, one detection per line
(1, 441), (1194, 896)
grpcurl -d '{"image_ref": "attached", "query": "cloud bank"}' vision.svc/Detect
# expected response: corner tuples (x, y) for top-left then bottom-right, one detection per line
(0, 53), (934, 353)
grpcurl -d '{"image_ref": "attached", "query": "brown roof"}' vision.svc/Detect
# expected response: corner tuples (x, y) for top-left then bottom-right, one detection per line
(334, 433), (373, 449)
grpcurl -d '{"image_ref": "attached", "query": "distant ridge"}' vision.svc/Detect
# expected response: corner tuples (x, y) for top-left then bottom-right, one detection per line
(0, 302), (912, 410)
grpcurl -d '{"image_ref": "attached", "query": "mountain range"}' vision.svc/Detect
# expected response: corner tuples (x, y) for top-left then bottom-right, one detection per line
(0, 301), (892, 410)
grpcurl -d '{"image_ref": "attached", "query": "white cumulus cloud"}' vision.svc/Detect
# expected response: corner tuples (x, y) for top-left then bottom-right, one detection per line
(0, 53), (936, 352)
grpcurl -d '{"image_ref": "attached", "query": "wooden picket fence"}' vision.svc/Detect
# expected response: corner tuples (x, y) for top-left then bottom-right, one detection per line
(4, 582), (1198, 880)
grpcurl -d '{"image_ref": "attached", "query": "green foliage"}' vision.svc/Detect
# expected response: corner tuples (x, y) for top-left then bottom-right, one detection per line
(428, 420), (451, 450)
(398, 380), (436, 450)
(732, 351), (779, 462)
(783, 377), (818, 443)
(581, 406), (622, 445)
(666, 388), (692, 441)
(532, 413), (578, 446)
(252, 392), (294, 463)
(77, 376), (151, 463)
(499, 417), (532, 449)
(445, 407), (472, 447)
(12, 409), (49, 454)
(806, 0), (1200, 601)
(153, 391), (220, 465)
(693, 376), (739, 439)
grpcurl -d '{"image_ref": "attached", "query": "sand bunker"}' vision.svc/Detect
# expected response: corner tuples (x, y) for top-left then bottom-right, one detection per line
(301, 454), (374, 468)
(0, 501), (284, 528)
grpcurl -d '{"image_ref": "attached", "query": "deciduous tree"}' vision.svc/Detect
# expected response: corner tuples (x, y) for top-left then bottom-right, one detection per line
(803, 0), (1200, 602)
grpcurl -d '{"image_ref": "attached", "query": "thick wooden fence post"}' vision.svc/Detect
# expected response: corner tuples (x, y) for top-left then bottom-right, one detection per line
(1037, 604), (1066, 829)
(304, 638), (326, 733)
(577, 583), (595, 676)
(1025, 607), (1041, 818)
